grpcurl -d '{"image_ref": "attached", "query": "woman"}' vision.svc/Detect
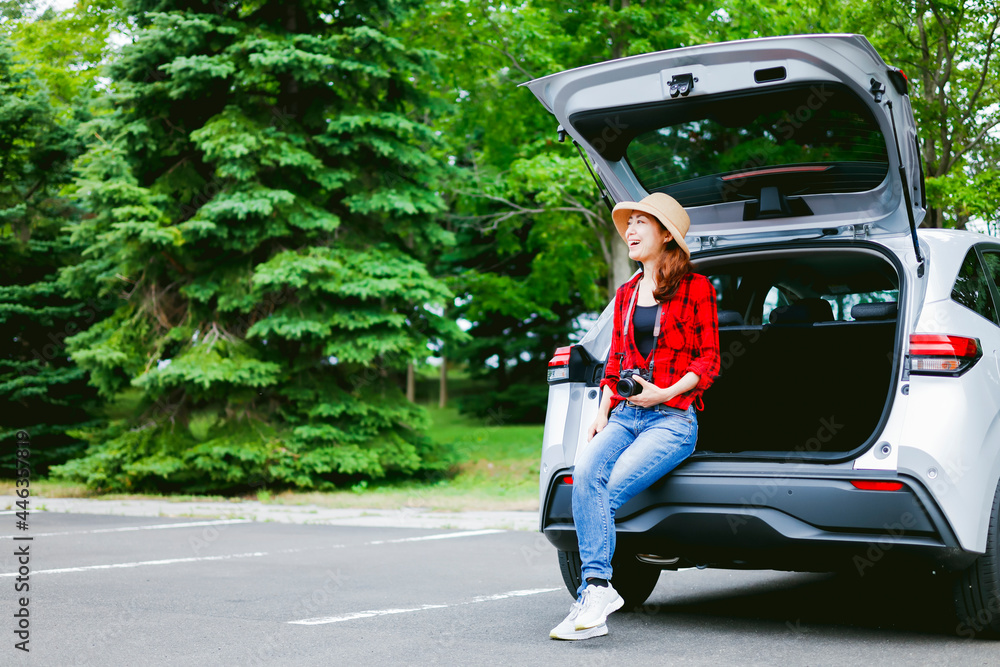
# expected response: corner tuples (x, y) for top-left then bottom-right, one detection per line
(550, 192), (720, 640)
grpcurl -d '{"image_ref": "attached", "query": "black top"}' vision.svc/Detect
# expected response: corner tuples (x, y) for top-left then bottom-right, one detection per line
(632, 304), (659, 359)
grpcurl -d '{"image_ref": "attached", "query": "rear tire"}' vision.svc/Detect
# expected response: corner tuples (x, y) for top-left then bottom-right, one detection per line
(952, 478), (1000, 638)
(557, 550), (583, 599)
(557, 549), (661, 608)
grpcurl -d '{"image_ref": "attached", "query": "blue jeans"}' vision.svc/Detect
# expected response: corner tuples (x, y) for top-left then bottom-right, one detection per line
(572, 403), (698, 594)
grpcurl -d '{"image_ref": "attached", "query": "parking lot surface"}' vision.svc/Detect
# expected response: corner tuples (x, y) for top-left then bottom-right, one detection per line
(2, 510), (998, 665)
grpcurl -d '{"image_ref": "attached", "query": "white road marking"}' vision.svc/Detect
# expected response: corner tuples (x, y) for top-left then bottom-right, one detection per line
(0, 528), (507, 576)
(288, 588), (562, 626)
(367, 529), (505, 545)
(469, 588), (562, 603)
(0, 518), (252, 539)
(0, 551), (269, 576)
(291, 604), (451, 625)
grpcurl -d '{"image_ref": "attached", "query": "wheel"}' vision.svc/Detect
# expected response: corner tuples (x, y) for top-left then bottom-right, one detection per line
(557, 549), (661, 608)
(557, 549), (583, 599)
(952, 478), (1000, 638)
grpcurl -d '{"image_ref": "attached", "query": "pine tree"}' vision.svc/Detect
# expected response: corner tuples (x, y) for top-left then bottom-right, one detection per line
(53, 0), (463, 492)
(0, 26), (108, 474)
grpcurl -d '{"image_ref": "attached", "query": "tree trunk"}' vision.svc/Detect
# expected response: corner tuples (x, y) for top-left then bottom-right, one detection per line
(955, 211), (969, 231)
(406, 362), (415, 402)
(608, 237), (634, 299)
(925, 206), (943, 228)
(438, 356), (447, 408)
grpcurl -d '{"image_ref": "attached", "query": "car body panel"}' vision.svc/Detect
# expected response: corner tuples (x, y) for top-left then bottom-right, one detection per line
(851, 232), (928, 473)
(895, 236), (1000, 553)
(540, 459), (972, 572)
(921, 229), (995, 302)
(522, 34), (925, 248)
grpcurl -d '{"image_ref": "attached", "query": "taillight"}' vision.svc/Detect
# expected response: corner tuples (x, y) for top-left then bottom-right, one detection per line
(851, 480), (904, 491)
(548, 346), (572, 383)
(887, 67), (908, 95)
(909, 334), (982, 376)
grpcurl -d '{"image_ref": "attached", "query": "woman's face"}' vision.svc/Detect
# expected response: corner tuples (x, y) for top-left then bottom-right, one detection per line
(625, 211), (672, 264)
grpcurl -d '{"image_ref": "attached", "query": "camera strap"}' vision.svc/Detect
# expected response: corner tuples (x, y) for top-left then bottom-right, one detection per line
(624, 280), (663, 373)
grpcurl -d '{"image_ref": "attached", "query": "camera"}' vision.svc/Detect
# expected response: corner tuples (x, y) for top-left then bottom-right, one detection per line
(616, 368), (653, 398)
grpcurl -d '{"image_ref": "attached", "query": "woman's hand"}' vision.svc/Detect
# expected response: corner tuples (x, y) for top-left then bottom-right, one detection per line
(587, 411), (609, 442)
(587, 387), (615, 442)
(628, 376), (671, 407)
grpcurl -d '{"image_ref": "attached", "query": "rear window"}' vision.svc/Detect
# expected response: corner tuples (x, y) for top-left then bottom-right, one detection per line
(953, 248), (998, 325)
(761, 287), (898, 323)
(820, 290), (899, 321)
(603, 84), (889, 207)
(702, 251), (898, 326)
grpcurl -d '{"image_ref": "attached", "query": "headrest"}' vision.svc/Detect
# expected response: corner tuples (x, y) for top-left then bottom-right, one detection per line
(851, 301), (898, 321)
(717, 310), (745, 326)
(769, 298), (834, 324)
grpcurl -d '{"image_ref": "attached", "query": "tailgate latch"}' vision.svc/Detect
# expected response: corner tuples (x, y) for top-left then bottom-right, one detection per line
(669, 73), (696, 98)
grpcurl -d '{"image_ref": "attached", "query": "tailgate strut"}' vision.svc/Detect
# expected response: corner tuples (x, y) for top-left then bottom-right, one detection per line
(559, 125), (614, 214)
(884, 96), (926, 278)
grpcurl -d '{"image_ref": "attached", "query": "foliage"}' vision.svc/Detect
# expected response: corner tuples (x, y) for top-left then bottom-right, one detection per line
(925, 164), (1000, 234)
(0, 3), (117, 474)
(406, 0), (714, 421)
(1, 0), (121, 111)
(860, 0), (1000, 230)
(436, 150), (607, 420)
(4, 0), (1000, 492)
(715, 0), (1000, 231)
(0, 402), (541, 510)
(49, 0), (464, 492)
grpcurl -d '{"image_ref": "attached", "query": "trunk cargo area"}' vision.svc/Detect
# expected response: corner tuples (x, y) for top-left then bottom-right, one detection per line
(694, 245), (900, 457)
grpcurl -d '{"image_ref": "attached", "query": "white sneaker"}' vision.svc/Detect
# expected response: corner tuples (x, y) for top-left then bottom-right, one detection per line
(573, 583), (624, 630)
(550, 599), (609, 640)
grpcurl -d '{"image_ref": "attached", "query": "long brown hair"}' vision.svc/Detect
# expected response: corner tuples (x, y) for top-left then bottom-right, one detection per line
(650, 239), (693, 303)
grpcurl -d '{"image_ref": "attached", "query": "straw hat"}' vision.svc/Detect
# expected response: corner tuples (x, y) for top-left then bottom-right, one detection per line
(611, 193), (691, 257)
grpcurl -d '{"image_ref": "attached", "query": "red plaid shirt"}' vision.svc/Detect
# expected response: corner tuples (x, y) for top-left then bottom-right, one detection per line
(600, 272), (720, 411)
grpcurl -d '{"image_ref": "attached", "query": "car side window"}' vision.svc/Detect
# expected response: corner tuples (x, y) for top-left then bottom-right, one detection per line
(979, 250), (1000, 315)
(707, 274), (742, 312)
(821, 290), (899, 321)
(762, 285), (792, 324)
(952, 248), (998, 325)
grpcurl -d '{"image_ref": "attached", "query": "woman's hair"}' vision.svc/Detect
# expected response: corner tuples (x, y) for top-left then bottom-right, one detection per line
(650, 238), (693, 303)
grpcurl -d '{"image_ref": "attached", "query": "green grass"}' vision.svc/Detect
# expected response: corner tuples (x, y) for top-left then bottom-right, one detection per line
(264, 403), (542, 511)
(1, 404), (544, 512)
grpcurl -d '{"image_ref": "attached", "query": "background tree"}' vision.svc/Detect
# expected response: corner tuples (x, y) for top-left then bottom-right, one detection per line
(861, 0), (1000, 230)
(51, 0), (464, 492)
(6, 0), (1000, 491)
(716, 0), (1000, 231)
(0, 2), (116, 474)
(406, 0), (713, 421)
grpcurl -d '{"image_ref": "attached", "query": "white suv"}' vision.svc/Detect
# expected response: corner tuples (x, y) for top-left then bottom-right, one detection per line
(527, 34), (1000, 636)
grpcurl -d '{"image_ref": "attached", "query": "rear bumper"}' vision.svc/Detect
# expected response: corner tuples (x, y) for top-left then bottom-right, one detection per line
(542, 469), (975, 572)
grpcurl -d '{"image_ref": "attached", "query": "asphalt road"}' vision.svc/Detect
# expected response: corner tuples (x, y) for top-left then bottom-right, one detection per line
(1, 512), (997, 666)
